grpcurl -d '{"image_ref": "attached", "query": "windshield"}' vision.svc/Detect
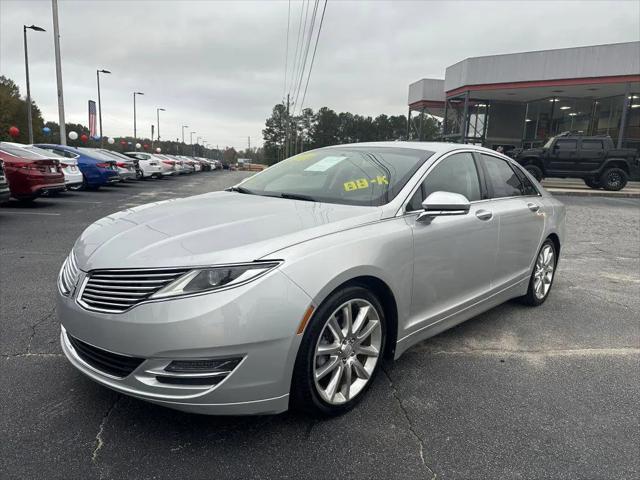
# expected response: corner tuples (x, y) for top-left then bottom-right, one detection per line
(543, 137), (556, 148)
(238, 147), (432, 206)
(23, 145), (66, 159)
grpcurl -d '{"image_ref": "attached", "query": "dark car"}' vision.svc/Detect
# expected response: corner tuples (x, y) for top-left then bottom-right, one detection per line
(514, 133), (639, 191)
(35, 144), (120, 190)
(0, 144), (66, 202)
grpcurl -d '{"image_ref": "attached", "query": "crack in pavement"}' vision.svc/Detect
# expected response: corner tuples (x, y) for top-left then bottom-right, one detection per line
(27, 309), (56, 354)
(92, 396), (120, 469)
(382, 366), (436, 480)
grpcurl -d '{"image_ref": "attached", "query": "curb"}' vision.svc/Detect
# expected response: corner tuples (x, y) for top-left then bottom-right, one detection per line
(546, 189), (640, 199)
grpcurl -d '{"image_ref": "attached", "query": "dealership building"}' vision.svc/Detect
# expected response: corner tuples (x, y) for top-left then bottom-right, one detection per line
(407, 41), (640, 152)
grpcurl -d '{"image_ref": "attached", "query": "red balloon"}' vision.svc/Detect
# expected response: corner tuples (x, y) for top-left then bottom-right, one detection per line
(143, 144), (149, 150)
(80, 134), (89, 143)
(120, 140), (127, 145)
(8, 126), (20, 138)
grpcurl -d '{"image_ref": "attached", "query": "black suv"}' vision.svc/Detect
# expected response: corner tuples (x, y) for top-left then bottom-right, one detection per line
(513, 133), (638, 191)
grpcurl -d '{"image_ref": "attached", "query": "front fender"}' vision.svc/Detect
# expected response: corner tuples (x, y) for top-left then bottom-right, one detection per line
(268, 217), (414, 332)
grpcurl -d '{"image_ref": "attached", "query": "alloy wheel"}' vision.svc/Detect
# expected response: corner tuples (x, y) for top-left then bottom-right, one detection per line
(533, 244), (555, 299)
(313, 299), (382, 405)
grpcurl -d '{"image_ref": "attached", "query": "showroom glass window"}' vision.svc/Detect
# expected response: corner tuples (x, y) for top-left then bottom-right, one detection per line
(406, 152), (481, 211)
(481, 154), (526, 198)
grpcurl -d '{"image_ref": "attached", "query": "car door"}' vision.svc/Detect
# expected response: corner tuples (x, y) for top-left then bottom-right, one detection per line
(406, 151), (499, 327)
(578, 139), (605, 172)
(548, 138), (577, 173)
(478, 153), (545, 288)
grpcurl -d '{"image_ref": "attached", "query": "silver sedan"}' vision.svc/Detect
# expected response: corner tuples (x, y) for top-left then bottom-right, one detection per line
(57, 142), (565, 416)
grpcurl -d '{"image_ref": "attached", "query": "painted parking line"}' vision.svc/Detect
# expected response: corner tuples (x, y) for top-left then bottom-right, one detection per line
(0, 211), (62, 216)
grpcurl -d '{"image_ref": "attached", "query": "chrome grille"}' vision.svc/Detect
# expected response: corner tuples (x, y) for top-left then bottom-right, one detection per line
(79, 268), (189, 313)
(59, 251), (80, 295)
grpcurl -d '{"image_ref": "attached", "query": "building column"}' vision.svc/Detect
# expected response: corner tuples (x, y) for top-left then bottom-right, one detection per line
(461, 91), (470, 144)
(618, 84), (631, 148)
(442, 100), (448, 139)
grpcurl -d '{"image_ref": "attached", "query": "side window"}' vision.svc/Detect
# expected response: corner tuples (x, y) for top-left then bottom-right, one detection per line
(418, 152), (482, 205)
(581, 140), (603, 150)
(481, 154), (524, 198)
(555, 139), (577, 151)
(512, 164), (539, 196)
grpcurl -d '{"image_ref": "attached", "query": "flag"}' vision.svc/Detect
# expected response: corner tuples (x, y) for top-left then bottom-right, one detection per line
(88, 100), (97, 137)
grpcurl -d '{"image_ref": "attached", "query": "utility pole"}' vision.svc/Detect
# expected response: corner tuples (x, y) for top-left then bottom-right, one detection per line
(285, 93), (290, 160)
(52, 0), (66, 144)
(151, 125), (155, 149)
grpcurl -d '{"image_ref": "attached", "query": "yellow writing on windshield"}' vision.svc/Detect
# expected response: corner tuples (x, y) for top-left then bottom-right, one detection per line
(343, 175), (388, 192)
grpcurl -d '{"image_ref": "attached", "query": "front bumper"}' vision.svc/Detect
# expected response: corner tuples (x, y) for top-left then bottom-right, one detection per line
(57, 268), (311, 415)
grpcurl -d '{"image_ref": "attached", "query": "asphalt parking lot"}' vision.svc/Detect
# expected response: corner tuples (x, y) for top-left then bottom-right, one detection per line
(1, 171), (638, 480)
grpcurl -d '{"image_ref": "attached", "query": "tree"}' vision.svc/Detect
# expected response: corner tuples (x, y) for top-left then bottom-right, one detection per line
(0, 75), (45, 143)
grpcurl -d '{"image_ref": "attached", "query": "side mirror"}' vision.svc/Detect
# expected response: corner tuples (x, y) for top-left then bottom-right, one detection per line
(417, 191), (470, 221)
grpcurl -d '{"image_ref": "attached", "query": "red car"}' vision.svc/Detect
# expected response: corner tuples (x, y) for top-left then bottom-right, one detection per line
(0, 143), (66, 202)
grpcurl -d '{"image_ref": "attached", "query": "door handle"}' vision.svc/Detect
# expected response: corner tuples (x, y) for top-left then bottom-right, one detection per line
(527, 202), (540, 212)
(475, 209), (493, 221)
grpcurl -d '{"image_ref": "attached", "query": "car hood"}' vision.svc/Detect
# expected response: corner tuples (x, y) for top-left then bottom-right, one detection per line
(75, 191), (382, 270)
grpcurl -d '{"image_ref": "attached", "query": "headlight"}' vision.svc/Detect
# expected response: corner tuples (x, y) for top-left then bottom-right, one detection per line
(150, 262), (280, 299)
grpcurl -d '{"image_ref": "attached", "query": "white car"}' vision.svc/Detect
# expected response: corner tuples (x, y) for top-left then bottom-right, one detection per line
(5, 142), (83, 190)
(123, 152), (163, 179)
(153, 154), (180, 176)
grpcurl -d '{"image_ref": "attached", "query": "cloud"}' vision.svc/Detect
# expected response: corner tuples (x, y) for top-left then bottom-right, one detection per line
(1, 0), (638, 148)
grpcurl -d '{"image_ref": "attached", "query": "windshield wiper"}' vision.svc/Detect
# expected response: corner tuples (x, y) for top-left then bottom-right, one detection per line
(226, 186), (254, 195)
(279, 192), (317, 202)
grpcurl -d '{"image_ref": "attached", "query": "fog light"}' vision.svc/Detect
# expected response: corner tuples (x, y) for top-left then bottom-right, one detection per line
(164, 358), (242, 373)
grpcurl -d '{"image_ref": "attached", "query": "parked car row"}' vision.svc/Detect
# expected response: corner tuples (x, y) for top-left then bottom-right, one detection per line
(0, 141), (221, 203)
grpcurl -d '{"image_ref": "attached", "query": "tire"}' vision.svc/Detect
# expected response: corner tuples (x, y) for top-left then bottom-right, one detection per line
(17, 196), (37, 203)
(291, 285), (386, 416)
(583, 177), (601, 189)
(81, 175), (99, 191)
(525, 164), (543, 182)
(520, 239), (557, 306)
(600, 167), (628, 191)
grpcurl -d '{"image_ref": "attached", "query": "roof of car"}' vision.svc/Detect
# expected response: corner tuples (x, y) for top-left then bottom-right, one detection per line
(322, 141), (504, 156)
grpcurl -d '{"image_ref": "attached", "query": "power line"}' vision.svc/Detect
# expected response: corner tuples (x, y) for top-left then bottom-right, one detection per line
(287, 0), (306, 98)
(283, 0), (291, 100)
(297, 0), (327, 115)
(292, 0), (319, 112)
(291, 0), (312, 105)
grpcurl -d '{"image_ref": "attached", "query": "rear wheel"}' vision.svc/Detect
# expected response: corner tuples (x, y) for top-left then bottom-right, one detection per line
(525, 164), (543, 182)
(583, 177), (601, 189)
(600, 167), (628, 191)
(520, 239), (557, 306)
(291, 285), (386, 416)
(81, 175), (99, 191)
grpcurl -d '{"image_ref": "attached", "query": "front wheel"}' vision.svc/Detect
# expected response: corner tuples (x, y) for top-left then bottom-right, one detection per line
(520, 239), (557, 306)
(291, 285), (386, 416)
(600, 167), (628, 191)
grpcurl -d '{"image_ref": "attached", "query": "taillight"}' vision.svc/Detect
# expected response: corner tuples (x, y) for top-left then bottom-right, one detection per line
(96, 163), (110, 168)
(116, 162), (127, 168)
(162, 160), (175, 165)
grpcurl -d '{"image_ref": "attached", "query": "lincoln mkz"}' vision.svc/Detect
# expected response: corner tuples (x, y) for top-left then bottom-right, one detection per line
(57, 142), (565, 416)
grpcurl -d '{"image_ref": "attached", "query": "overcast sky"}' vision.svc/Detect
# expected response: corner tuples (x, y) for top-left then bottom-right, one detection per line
(1, 0), (638, 149)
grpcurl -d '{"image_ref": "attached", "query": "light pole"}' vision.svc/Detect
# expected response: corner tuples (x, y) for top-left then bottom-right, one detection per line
(156, 108), (165, 142)
(190, 131), (196, 156)
(181, 125), (189, 143)
(133, 91), (144, 149)
(96, 69), (110, 147)
(23, 24), (46, 144)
